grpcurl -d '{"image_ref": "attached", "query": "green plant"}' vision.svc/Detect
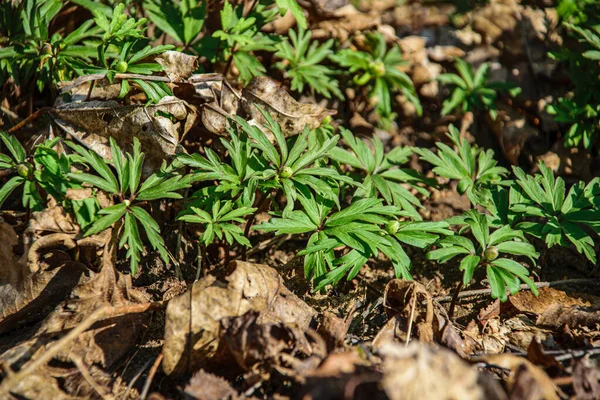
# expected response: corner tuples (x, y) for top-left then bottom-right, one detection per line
(427, 210), (539, 302)
(70, 3), (174, 103)
(546, 22), (600, 149)
(257, 192), (450, 290)
(328, 128), (432, 219)
(438, 59), (520, 119)
(0, 0), (100, 93)
(414, 125), (508, 205)
(509, 162), (600, 264)
(144, 0), (206, 49)
(331, 32), (422, 126)
(274, 26), (342, 99)
(178, 199), (255, 248)
(67, 137), (192, 274)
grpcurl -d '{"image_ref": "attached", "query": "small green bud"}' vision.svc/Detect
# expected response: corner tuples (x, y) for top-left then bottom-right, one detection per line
(16, 162), (33, 178)
(483, 246), (499, 261)
(322, 115), (332, 125)
(124, 199), (131, 207)
(41, 43), (53, 56)
(280, 166), (293, 179)
(115, 61), (128, 73)
(370, 60), (386, 77)
(386, 220), (400, 235)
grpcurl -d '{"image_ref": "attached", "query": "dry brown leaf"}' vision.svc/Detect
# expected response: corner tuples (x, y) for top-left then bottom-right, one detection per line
(0, 220), (87, 334)
(53, 97), (196, 175)
(184, 370), (238, 400)
(476, 353), (560, 400)
(311, 5), (381, 41)
(219, 310), (324, 377)
(242, 76), (336, 137)
(380, 342), (506, 400)
(155, 51), (199, 82)
(162, 260), (316, 377)
(508, 287), (600, 329)
(573, 356), (600, 400)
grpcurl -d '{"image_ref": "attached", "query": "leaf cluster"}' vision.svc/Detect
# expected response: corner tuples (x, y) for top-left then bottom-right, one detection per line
(438, 59), (521, 119)
(427, 210), (539, 302)
(331, 32), (422, 126)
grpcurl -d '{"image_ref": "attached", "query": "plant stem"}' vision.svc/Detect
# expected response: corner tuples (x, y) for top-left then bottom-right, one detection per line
(447, 281), (463, 320)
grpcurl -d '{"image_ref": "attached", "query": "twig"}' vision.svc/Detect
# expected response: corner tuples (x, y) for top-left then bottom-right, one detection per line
(447, 282), (463, 319)
(121, 358), (152, 400)
(59, 73), (172, 94)
(140, 353), (163, 400)
(434, 278), (600, 303)
(7, 107), (52, 134)
(0, 302), (166, 397)
(405, 292), (418, 346)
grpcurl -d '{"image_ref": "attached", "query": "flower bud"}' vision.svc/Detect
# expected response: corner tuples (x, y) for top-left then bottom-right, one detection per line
(483, 246), (499, 261)
(386, 220), (400, 235)
(16, 162), (33, 178)
(280, 166), (293, 178)
(115, 61), (128, 73)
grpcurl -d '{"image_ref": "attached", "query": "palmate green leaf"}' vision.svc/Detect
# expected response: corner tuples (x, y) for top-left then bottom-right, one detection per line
(121, 212), (143, 275)
(256, 210), (317, 235)
(130, 205), (170, 265)
(426, 246), (472, 263)
(393, 221), (452, 248)
(85, 202), (128, 236)
(314, 249), (368, 291)
(233, 51), (265, 83)
(66, 141), (119, 193)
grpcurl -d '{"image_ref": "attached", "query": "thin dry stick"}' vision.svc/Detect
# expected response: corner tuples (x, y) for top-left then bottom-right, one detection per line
(121, 358), (153, 400)
(405, 292), (418, 346)
(72, 355), (114, 400)
(140, 353), (163, 400)
(434, 278), (600, 303)
(0, 302), (166, 398)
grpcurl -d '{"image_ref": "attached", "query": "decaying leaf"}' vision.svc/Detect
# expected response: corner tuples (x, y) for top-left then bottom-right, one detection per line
(155, 51), (199, 82)
(508, 287), (600, 329)
(184, 370), (238, 400)
(162, 261), (316, 377)
(53, 97), (196, 175)
(475, 353), (561, 400)
(0, 220), (87, 335)
(242, 76), (336, 136)
(381, 342), (506, 400)
(573, 356), (600, 400)
(219, 310), (325, 378)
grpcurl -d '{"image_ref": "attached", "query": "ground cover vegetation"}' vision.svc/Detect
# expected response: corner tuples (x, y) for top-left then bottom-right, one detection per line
(1, 0), (600, 399)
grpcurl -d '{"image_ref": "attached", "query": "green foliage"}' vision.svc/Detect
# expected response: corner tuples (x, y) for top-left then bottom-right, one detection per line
(414, 125), (508, 205)
(67, 137), (192, 274)
(331, 32), (422, 126)
(210, 0), (281, 82)
(546, 22), (600, 149)
(178, 199), (255, 247)
(329, 128), (431, 220)
(275, 27), (342, 99)
(70, 3), (174, 103)
(0, 0), (100, 91)
(557, 0), (600, 25)
(144, 0), (206, 48)
(438, 59), (521, 119)
(427, 210), (539, 302)
(509, 162), (600, 263)
(257, 193), (449, 290)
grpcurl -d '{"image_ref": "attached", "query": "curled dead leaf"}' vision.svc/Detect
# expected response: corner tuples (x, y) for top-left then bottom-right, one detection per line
(155, 51), (199, 82)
